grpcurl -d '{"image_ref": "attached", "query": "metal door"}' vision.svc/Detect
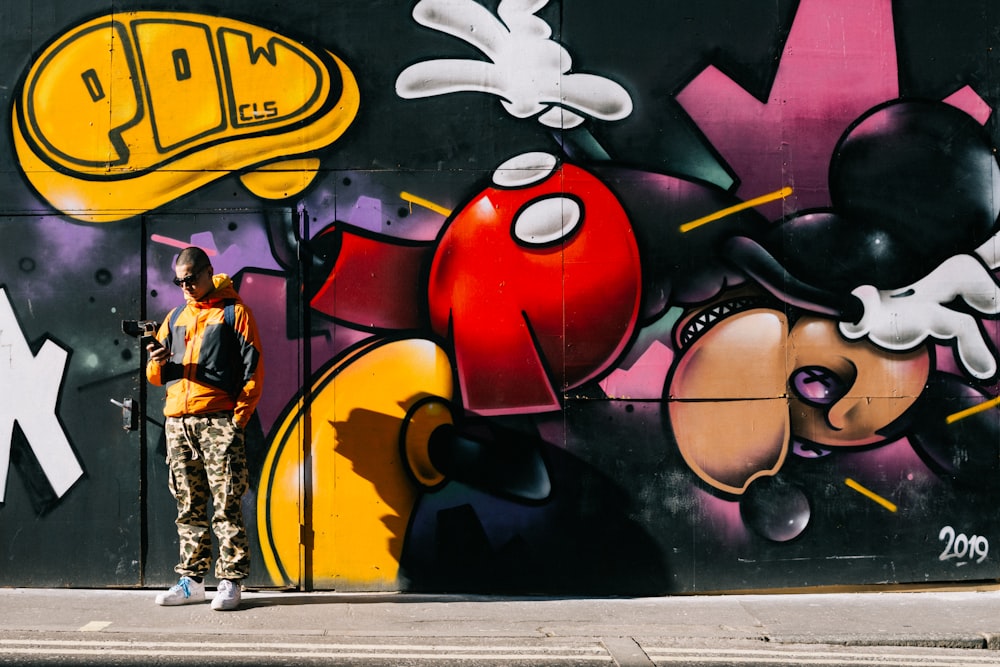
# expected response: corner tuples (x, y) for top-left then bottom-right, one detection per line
(0, 214), (144, 586)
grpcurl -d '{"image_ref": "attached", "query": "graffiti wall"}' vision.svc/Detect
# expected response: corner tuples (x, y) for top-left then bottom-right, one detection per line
(2, 0), (1000, 594)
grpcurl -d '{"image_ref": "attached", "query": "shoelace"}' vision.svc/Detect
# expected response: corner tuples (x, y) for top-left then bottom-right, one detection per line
(177, 578), (192, 598)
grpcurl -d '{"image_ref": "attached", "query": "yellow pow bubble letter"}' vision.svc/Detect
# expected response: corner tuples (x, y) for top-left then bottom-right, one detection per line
(12, 11), (360, 222)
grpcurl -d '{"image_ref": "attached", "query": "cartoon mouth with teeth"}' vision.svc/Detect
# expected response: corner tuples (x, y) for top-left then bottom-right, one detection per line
(12, 11), (360, 222)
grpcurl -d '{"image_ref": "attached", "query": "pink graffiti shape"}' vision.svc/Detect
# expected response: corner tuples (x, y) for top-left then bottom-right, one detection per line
(676, 0), (898, 219)
(150, 233), (218, 255)
(943, 85), (993, 125)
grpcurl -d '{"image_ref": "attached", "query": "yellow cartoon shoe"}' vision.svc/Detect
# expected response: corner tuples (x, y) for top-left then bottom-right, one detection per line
(12, 11), (359, 222)
(257, 337), (454, 590)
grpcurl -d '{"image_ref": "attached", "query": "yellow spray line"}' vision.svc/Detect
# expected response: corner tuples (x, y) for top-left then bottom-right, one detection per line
(844, 478), (897, 513)
(680, 186), (793, 233)
(945, 395), (1000, 424)
(400, 191), (452, 217)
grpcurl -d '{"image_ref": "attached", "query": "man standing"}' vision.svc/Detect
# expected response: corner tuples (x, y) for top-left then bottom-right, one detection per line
(146, 247), (264, 611)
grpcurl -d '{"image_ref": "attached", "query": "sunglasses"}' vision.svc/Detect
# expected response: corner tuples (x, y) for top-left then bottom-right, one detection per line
(172, 266), (208, 288)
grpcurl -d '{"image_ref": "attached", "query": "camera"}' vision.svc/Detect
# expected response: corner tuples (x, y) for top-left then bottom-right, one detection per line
(121, 319), (163, 351)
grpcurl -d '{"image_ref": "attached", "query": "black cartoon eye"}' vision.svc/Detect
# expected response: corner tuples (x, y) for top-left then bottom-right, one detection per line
(790, 365), (847, 407)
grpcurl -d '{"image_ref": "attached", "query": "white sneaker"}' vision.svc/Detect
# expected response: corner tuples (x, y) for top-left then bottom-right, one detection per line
(211, 579), (242, 611)
(155, 577), (205, 606)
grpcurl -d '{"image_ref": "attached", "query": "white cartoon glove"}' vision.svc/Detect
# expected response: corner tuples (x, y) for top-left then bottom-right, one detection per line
(840, 254), (1000, 379)
(395, 0), (632, 129)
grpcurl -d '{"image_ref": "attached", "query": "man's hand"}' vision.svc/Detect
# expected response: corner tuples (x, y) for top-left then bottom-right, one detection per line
(147, 340), (169, 365)
(840, 254), (1000, 379)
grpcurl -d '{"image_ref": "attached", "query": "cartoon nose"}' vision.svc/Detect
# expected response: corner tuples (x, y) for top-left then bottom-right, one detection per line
(825, 395), (863, 431)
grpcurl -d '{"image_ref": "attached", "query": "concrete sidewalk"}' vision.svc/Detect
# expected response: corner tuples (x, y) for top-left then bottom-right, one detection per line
(1, 585), (1000, 652)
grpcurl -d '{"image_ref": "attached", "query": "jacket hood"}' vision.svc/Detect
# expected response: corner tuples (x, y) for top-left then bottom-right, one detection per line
(185, 273), (241, 306)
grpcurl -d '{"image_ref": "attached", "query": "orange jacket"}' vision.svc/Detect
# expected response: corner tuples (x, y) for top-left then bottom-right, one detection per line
(146, 274), (264, 428)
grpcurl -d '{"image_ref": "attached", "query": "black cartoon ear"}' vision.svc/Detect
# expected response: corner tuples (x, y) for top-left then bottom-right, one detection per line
(830, 99), (1000, 272)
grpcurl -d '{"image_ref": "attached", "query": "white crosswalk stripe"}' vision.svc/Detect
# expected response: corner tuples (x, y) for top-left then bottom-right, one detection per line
(0, 638), (613, 663)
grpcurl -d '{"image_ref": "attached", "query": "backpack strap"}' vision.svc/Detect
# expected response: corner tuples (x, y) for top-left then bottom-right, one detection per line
(168, 306), (182, 331)
(223, 299), (236, 329)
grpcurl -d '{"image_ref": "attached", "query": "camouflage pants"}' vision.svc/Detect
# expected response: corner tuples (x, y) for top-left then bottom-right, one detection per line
(164, 413), (249, 581)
